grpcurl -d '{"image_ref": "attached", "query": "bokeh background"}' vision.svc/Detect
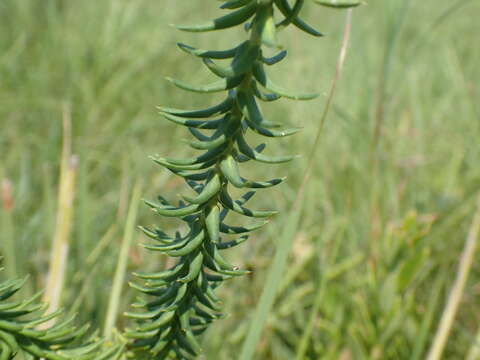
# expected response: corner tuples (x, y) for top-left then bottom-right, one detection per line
(1, 1), (480, 359)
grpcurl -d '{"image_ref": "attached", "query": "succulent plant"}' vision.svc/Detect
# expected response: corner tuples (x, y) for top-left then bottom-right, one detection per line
(124, 0), (360, 359)
(0, 270), (122, 360)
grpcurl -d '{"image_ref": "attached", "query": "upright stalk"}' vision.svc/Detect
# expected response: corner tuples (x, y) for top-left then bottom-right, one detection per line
(43, 108), (78, 322)
(427, 196), (480, 360)
(124, 1), (360, 358)
(1, 179), (16, 281)
(104, 181), (143, 340)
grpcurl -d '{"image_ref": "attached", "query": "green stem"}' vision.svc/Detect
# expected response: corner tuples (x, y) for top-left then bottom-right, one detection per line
(104, 180), (143, 340)
(239, 9), (353, 360)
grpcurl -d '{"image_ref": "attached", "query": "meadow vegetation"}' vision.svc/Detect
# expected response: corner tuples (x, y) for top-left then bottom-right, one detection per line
(1, 0), (480, 359)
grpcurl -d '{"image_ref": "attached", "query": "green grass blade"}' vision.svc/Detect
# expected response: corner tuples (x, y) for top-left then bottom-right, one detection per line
(103, 180), (143, 340)
(239, 10), (354, 360)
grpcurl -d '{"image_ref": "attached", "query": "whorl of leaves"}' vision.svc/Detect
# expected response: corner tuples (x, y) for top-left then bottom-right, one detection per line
(0, 270), (122, 360)
(124, 0), (360, 359)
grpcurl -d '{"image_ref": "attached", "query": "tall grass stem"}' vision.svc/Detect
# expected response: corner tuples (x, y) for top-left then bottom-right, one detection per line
(239, 10), (353, 360)
(427, 195), (480, 360)
(1, 179), (16, 280)
(43, 106), (78, 322)
(370, 0), (411, 162)
(103, 180), (142, 340)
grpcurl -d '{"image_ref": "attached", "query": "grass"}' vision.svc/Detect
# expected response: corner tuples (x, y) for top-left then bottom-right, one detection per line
(0, 0), (479, 358)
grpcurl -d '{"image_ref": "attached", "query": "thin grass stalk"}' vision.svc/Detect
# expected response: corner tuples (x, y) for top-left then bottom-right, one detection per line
(116, 156), (131, 221)
(239, 10), (354, 360)
(43, 156), (78, 318)
(411, 273), (446, 360)
(70, 225), (118, 314)
(85, 224), (119, 268)
(77, 154), (91, 274)
(426, 195), (480, 360)
(1, 178), (16, 280)
(294, 276), (326, 359)
(43, 106), (78, 322)
(367, 0), (411, 274)
(104, 180), (143, 340)
(42, 163), (56, 243)
(295, 253), (364, 359)
(370, 0), (411, 162)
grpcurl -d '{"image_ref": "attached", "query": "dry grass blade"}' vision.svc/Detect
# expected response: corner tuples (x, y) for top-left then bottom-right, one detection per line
(43, 105), (78, 326)
(427, 195), (480, 360)
(1, 179), (16, 281)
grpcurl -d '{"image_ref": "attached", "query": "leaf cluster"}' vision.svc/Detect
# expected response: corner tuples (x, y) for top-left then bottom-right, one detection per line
(0, 270), (122, 360)
(124, 0), (360, 359)
(1, 0), (359, 359)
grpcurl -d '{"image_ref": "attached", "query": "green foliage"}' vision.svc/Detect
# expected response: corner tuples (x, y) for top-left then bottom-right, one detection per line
(124, 1), (357, 358)
(0, 268), (121, 360)
(2, 0), (480, 359)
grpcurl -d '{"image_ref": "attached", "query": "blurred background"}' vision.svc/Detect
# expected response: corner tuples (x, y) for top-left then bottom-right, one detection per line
(1, 0), (480, 359)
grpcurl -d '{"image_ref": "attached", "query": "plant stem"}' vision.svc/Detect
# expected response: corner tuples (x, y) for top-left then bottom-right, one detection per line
(294, 276), (326, 360)
(427, 195), (480, 360)
(104, 180), (142, 340)
(370, 0), (411, 163)
(239, 9), (353, 360)
(43, 106), (78, 322)
(1, 179), (16, 280)
(70, 225), (118, 314)
(411, 272), (446, 360)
